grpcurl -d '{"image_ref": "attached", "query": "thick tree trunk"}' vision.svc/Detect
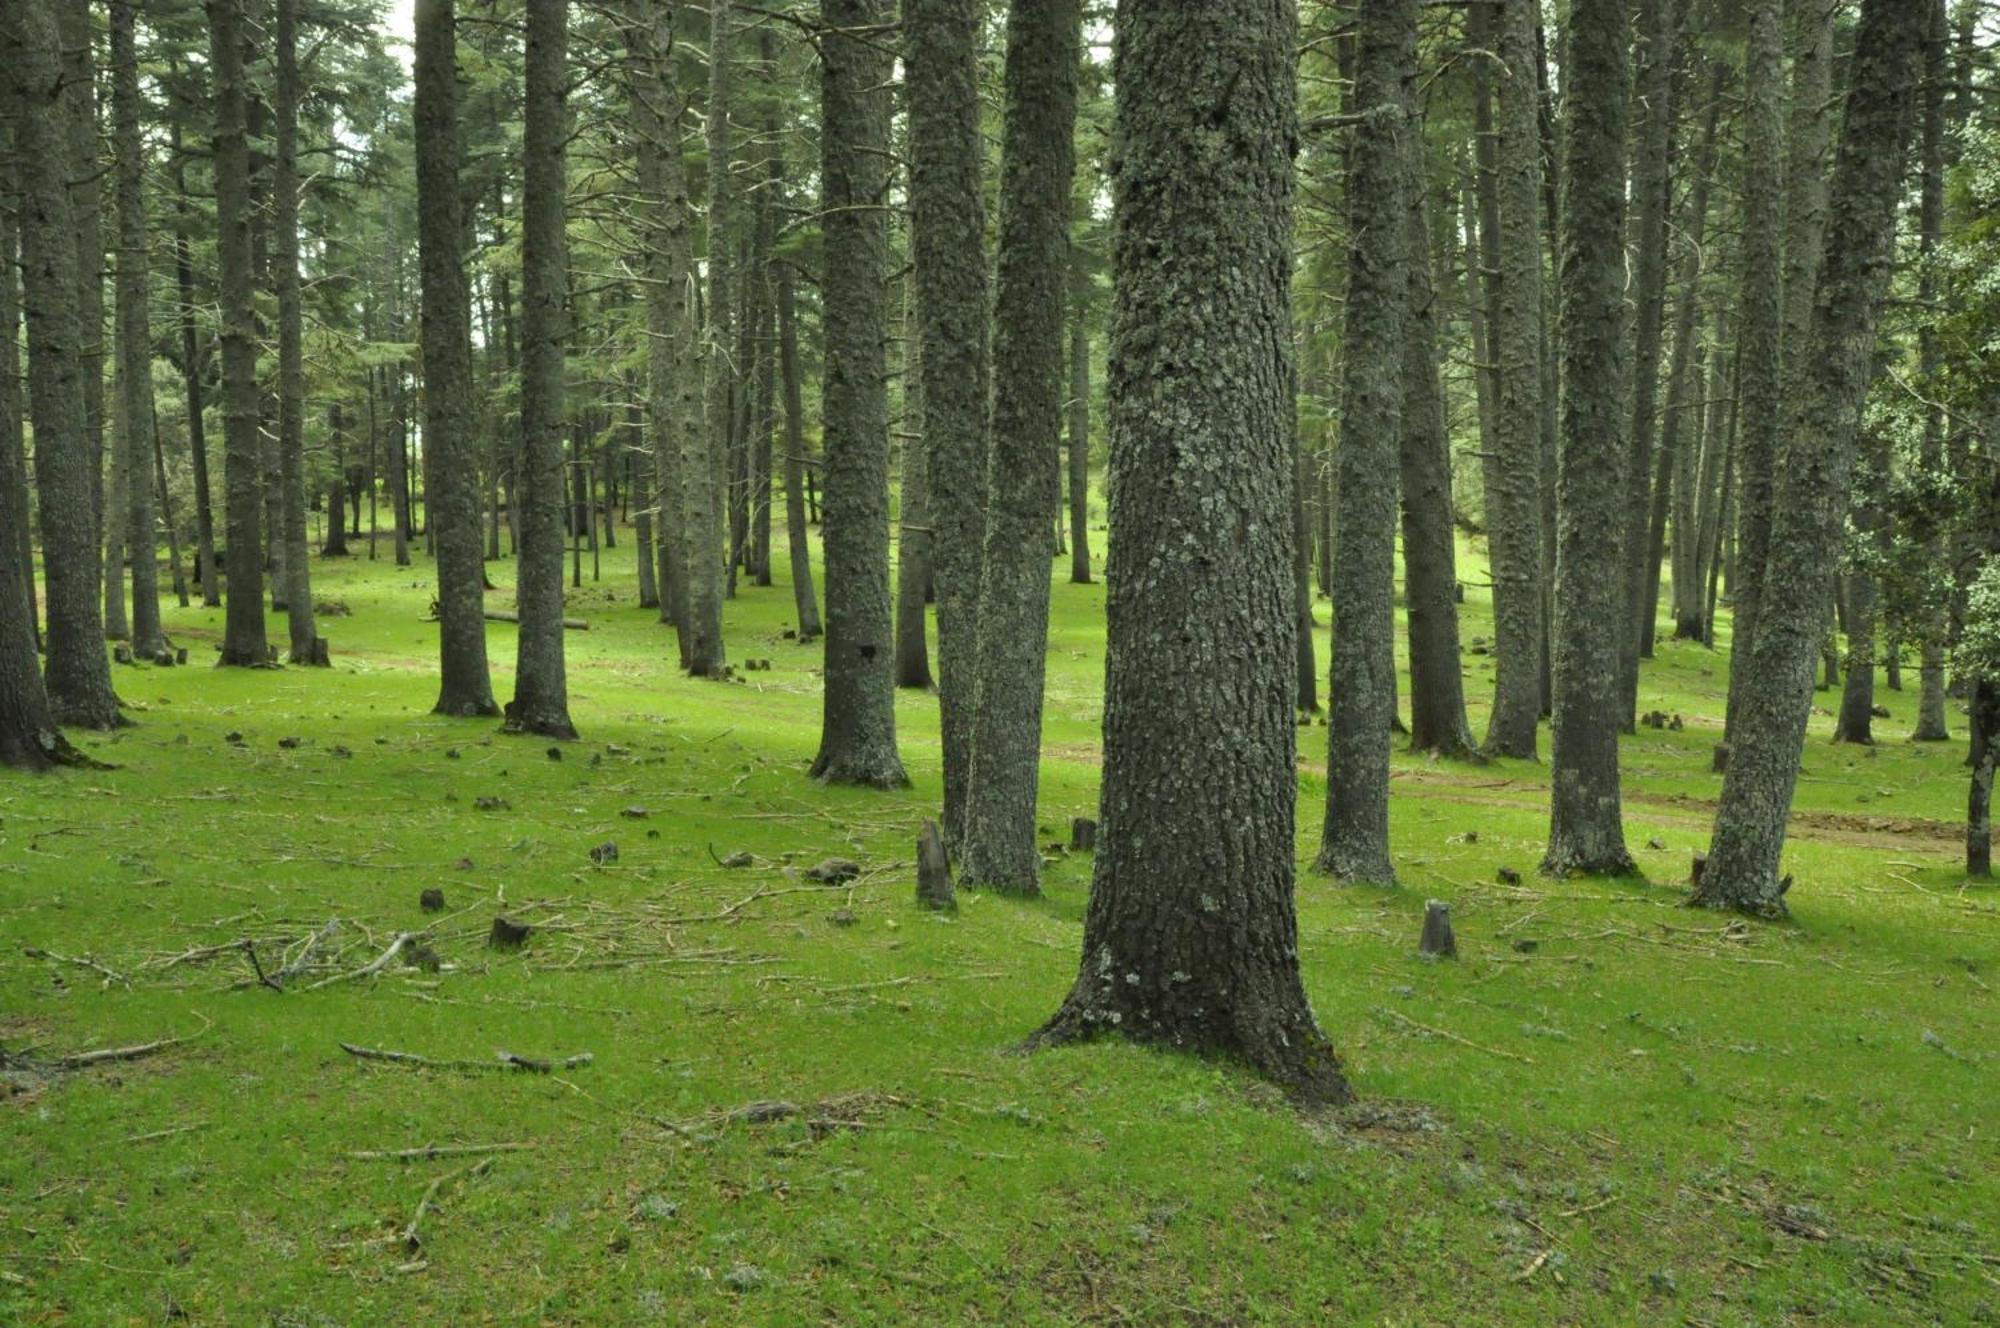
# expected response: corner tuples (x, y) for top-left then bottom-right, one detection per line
(210, 0), (272, 663)
(684, 0), (733, 676)
(1691, 0), (1925, 916)
(274, 0), (321, 665)
(15, 0), (123, 724)
(111, 0), (168, 660)
(1066, 246), (1092, 585)
(1543, 0), (1634, 878)
(0, 122), (34, 645)
(504, 0), (578, 739)
(776, 268), (821, 643)
(908, 0), (991, 842)
(1317, 0), (1411, 885)
(960, 0), (1078, 893)
(748, 39), (779, 590)
(1913, 0), (1952, 743)
(1397, 88), (1474, 761)
(894, 289), (934, 691)
(57, 0), (108, 646)
(1482, 0), (1547, 760)
(811, 0), (906, 788)
(1033, 0), (1350, 1107)
(416, 0), (497, 713)
(1616, 0), (1673, 726)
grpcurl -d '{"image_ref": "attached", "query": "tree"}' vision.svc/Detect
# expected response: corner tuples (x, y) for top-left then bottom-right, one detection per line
(1033, 0), (1349, 1106)
(684, 0), (732, 677)
(960, 0), (1079, 894)
(1066, 243), (1091, 586)
(776, 265), (821, 642)
(1542, 0), (1634, 878)
(1318, 0), (1412, 885)
(417, 0), (497, 714)
(908, 0), (990, 842)
(111, 0), (169, 663)
(57, 0), (108, 646)
(275, 0), (323, 665)
(504, 0), (578, 739)
(14, 0), (123, 725)
(1691, 0), (1927, 916)
(1482, 0), (1546, 760)
(893, 287), (935, 690)
(810, 0), (906, 788)
(169, 126), (221, 609)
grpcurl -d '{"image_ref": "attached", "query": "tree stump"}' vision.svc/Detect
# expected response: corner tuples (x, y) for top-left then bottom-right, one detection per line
(1711, 744), (1730, 774)
(488, 916), (531, 950)
(916, 820), (954, 911)
(1418, 900), (1456, 959)
(589, 842), (619, 865)
(1069, 817), (1097, 853)
(419, 887), (445, 913)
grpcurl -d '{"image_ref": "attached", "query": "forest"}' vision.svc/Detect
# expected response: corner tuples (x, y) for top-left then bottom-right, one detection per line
(1, 0), (1996, 1322)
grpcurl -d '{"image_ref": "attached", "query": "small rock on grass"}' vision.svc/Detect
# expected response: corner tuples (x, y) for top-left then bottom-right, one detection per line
(720, 850), (754, 869)
(589, 842), (620, 866)
(806, 858), (862, 886)
(420, 888), (446, 913)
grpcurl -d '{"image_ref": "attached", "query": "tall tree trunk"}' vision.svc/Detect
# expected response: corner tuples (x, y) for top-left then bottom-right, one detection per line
(1691, 313), (1735, 643)
(0, 121), (35, 647)
(13, 0), (122, 722)
(960, 0), (1079, 891)
(908, 0), (990, 843)
(749, 31), (780, 589)
(57, 0), (109, 645)
(169, 133), (221, 608)
(417, 0), (498, 713)
(1398, 78), (1474, 760)
(1691, 0), (1925, 916)
(1066, 243), (1092, 585)
(1834, 432), (1888, 744)
(1543, 0), (1634, 877)
(684, 0), (732, 676)
(776, 266), (821, 642)
(504, 0), (578, 738)
(1317, 0), (1411, 884)
(1913, 0), (1952, 742)
(111, 0), (167, 660)
(1034, 0), (1348, 1106)
(894, 272), (934, 690)
(274, 0), (320, 665)
(1483, 0), (1547, 759)
(1617, 0), (1673, 725)
(811, 0), (906, 788)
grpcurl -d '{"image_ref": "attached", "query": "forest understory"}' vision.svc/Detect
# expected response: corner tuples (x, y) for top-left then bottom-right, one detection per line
(3, 543), (1993, 1327)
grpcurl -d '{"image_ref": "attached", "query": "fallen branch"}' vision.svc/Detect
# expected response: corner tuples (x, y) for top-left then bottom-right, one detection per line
(303, 932), (416, 991)
(456, 608), (588, 631)
(339, 1042), (594, 1074)
(23, 947), (129, 987)
(1373, 1008), (1534, 1064)
(348, 1141), (538, 1163)
(55, 1012), (212, 1071)
(401, 1156), (494, 1254)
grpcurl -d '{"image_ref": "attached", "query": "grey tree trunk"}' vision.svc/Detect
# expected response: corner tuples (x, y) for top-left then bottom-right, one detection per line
(1691, 311), (1734, 642)
(416, 0), (497, 713)
(1543, 0), (1634, 878)
(1317, 0), (1412, 885)
(57, 0), (108, 646)
(1397, 82), (1474, 761)
(1032, 0), (1350, 1107)
(170, 136), (220, 608)
(504, 0), (578, 739)
(1483, 0), (1547, 759)
(685, 0), (733, 676)
(908, 0), (990, 842)
(811, 0), (906, 788)
(894, 285), (934, 691)
(776, 267), (821, 642)
(1912, 0), (1952, 743)
(111, 0), (167, 661)
(1, 121), (33, 645)
(1691, 0), (1925, 916)
(274, 0), (321, 665)
(13, 0), (122, 725)
(749, 36), (780, 589)
(1067, 246), (1092, 585)
(1834, 438), (1887, 745)
(625, 0), (695, 664)
(960, 0), (1079, 893)
(1617, 0), (1673, 723)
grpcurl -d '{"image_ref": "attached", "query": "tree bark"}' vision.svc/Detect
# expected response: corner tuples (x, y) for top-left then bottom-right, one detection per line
(811, 0), (906, 787)
(908, 0), (990, 840)
(274, 0), (321, 665)
(1691, 0), (1925, 916)
(57, 0), (108, 646)
(504, 0), (578, 738)
(1543, 0), (1634, 878)
(960, 0), (1079, 892)
(1318, 0), (1412, 884)
(894, 272), (934, 690)
(1912, 0), (1952, 742)
(685, 0), (733, 676)
(1067, 243), (1092, 585)
(776, 266), (821, 642)
(0, 120), (34, 647)
(1033, 0), (1350, 1107)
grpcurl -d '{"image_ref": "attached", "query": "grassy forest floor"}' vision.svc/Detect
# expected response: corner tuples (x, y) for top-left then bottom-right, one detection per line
(2, 526), (1996, 1326)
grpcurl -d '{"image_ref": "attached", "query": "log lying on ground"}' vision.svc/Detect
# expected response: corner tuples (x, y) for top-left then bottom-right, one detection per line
(425, 601), (588, 630)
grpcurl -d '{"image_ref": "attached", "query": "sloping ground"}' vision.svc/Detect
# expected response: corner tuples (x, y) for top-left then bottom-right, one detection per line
(2, 552), (1995, 1326)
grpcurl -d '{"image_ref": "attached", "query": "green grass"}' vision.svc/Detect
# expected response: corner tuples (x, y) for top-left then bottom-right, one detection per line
(2, 526), (1995, 1326)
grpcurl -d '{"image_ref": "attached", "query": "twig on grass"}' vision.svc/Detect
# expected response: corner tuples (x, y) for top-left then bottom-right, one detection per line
(55, 1011), (212, 1071)
(338, 1042), (594, 1074)
(348, 1142), (538, 1162)
(400, 1156), (494, 1255)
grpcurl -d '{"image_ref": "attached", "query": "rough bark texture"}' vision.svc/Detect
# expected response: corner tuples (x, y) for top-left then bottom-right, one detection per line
(1834, 436), (1886, 746)
(15, 0), (122, 724)
(58, 0), (107, 646)
(1482, 0), (1546, 759)
(1067, 247), (1092, 585)
(1912, 0), (1951, 743)
(274, 0), (321, 665)
(894, 296), (934, 690)
(908, 0), (990, 842)
(1033, 0), (1350, 1108)
(685, 0), (732, 676)
(776, 267), (821, 643)
(1691, 0), (1925, 917)
(170, 135), (221, 608)
(1317, 0), (1412, 886)
(1543, 0), (1634, 878)
(208, 0), (271, 665)
(961, 0), (1079, 893)
(416, 0), (497, 713)
(504, 0), (578, 739)
(111, 0), (168, 661)
(1, 121), (32, 644)
(811, 0), (905, 788)
(1396, 88), (1473, 760)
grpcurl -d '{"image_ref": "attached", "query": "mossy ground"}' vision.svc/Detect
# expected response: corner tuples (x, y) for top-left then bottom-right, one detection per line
(2, 526), (1995, 1326)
